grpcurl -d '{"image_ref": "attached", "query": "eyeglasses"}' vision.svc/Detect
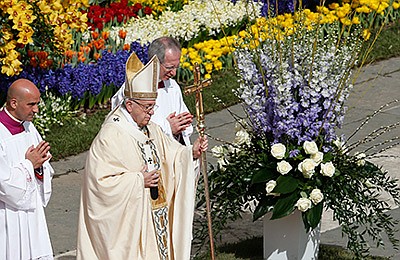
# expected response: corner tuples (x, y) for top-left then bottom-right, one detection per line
(161, 63), (180, 71)
(131, 99), (158, 113)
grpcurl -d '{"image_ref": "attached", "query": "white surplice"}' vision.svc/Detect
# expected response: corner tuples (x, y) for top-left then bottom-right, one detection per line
(77, 107), (197, 260)
(111, 79), (193, 145)
(0, 122), (53, 260)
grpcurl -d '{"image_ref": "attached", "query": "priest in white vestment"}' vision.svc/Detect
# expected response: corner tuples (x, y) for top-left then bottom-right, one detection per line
(0, 79), (54, 260)
(77, 53), (208, 260)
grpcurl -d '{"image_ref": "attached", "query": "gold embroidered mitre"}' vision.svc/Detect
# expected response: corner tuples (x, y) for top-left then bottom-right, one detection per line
(124, 53), (160, 100)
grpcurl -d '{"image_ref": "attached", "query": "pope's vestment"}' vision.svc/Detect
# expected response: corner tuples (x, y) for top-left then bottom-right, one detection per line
(0, 118), (53, 260)
(77, 107), (197, 260)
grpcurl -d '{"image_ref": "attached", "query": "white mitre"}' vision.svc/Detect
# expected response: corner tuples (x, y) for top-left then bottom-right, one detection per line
(124, 53), (160, 100)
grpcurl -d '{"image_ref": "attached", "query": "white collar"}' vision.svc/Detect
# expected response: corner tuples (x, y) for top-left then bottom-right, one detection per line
(4, 107), (24, 124)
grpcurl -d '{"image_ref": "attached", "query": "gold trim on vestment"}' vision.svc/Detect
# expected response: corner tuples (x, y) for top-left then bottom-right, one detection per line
(124, 91), (158, 99)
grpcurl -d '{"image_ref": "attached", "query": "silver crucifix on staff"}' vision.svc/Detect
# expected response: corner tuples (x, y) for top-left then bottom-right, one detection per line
(184, 63), (215, 260)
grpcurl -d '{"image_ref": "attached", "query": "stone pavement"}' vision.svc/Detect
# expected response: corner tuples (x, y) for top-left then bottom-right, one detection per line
(48, 57), (400, 259)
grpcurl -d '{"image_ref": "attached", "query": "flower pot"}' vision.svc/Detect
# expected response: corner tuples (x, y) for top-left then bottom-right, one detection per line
(263, 211), (320, 259)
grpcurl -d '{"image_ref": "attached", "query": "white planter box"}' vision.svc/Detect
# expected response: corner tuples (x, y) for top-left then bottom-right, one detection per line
(263, 211), (320, 259)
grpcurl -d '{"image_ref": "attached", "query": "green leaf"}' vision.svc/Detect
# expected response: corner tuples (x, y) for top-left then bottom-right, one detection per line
(305, 202), (323, 229)
(323, 152), (334, 162)
(274, 175), (300, 194)
(251, 166), (276, 184)
(271, 192), (298, 219)
(253, 200), (272, 221)
(88, 94), (96, 109)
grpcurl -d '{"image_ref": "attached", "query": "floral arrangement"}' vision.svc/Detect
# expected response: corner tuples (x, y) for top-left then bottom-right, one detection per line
(196, 3), (400, 258)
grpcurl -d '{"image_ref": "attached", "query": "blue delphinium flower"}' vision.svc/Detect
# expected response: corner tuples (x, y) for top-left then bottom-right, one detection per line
(235, 25), (360, 148)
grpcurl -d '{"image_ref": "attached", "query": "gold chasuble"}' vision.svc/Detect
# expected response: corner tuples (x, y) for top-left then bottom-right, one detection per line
(77, 107), (197, 260)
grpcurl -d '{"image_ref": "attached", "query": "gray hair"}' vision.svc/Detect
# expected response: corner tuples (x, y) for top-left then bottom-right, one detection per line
(148, 37), (181, 63)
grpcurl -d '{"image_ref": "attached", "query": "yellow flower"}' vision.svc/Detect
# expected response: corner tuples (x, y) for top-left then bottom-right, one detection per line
(182, 62), (191, 69)
(38, 0), (51, 14)
(17, 26), (34, 44)
(1, 50), (22, 76)
(181, 48), (188, 56)
(352, 16), (360, 24)
(328, 3), (340, 9)
(213, 60), (223, 70)
(53, 1), (63, 11)
(356, 5), (372, 13)
(340, 17), (352, 26)
(363, 29), (371, 40)
(204, 63), (213, 73)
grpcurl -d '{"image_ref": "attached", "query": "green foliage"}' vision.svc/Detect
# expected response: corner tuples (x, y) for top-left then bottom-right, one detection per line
(46, 109), (108, 161)
(364, 19), (400, 63)
(33, 91), (85, 138)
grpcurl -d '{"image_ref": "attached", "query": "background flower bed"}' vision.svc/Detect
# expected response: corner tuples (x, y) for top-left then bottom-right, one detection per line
(1, 0), (400, 134)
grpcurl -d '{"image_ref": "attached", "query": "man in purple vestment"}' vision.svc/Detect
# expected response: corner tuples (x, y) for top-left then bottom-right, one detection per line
(0, 79), (54, 260)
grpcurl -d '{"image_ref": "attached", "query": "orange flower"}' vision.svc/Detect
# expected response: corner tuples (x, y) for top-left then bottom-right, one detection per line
(123, 43), (130, 50)
(101, 31), (109, 40)
(119, 30), (127, 39)
(80, 46), (91, 54)
(30, 57), (38, 67)
(37, 51), (48, 60)
(78, 52), (86, 62)
(64, 50), (76, 59)
(92, 31), (99, 40)
(94, 52), (101, 60)
(94, 39), (105, 50)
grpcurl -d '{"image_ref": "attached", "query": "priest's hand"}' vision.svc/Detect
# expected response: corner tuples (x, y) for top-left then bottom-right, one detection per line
(25, 141), (52, 169)
(141, 166), (159, 188)
(167, 112), (193, 135)
(193, 136), (208, 159)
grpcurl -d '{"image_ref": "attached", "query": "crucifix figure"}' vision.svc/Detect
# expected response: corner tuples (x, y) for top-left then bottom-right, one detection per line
(184, 63), (215, 260)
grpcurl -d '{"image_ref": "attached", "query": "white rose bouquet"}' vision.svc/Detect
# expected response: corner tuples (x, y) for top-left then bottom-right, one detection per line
(195, 3), (400, 258)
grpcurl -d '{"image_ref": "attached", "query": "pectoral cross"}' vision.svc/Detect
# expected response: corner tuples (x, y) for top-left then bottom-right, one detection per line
(184, 63), (215, 260)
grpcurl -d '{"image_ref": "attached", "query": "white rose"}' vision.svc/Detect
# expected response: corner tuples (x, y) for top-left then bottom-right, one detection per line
(309, 189), (324, 205)
(311, 151), (324, 165)
(235, 129), (251, 145)
(297, 159), (316, 178)
(265, 180), (277, 194)
(320, 162), (335, 177)
(271, 143), (286, 159)
(303, 141), (319, 155)
(321, 162), (335, 177)
(277, 160), (292, 175)
(296, 198), (312, 212)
